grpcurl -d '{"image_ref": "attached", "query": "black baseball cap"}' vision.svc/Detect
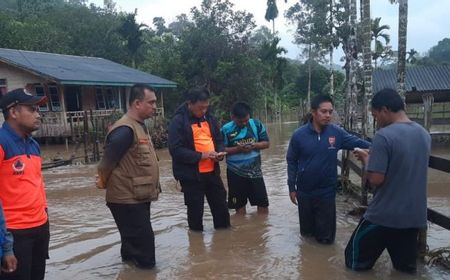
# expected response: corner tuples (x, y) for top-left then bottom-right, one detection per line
(0, 88), (48, 110)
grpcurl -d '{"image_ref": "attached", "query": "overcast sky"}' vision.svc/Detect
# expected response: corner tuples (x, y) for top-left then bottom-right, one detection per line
(89, 0), (450, 63)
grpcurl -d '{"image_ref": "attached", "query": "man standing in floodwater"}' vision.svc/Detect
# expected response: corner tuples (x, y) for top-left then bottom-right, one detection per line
(221, 102), (270, 215)
(97, 84), (160, 269)
(345, 88), (431, 273)
(168, 86), (230, 232)
(0, 88), (49, 280)
(286, 95), (370, 244)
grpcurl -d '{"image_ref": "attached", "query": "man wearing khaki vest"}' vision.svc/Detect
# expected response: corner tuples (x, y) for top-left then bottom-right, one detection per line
(97, 84), (160, 269)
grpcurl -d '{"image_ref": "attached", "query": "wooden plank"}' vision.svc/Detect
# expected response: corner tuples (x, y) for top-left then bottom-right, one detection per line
(341, 156), (450, 175)
(348, 160), (363, 177)
(338, 159), (363, 177)
(347, 130), (450, 174)
(429, 155), (450, 173)
(428, 208), (450, 230)
(339, 158), (450, 231)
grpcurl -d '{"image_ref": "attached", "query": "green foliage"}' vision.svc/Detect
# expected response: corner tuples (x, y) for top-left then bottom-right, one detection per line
(428, 38), (450, 65)
(116, 11), (149, 67)
(0, 0), (18, 10)
(0, 1), (129, 63)
(371, 17), (391, 66)
(295, 61), (330, 97)
(414, 38), (450, 66)
(265, 0), (278, 22)
(0, 0), (349, 121)
(406, 48), (418, 64)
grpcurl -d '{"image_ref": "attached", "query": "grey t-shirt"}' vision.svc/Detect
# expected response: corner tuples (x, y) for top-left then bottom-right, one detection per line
(363, 122), (431, 228)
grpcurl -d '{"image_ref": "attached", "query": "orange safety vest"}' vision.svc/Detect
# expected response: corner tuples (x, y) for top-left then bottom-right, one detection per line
(0, 123), (48, 230)
(191, 121), (215, 173)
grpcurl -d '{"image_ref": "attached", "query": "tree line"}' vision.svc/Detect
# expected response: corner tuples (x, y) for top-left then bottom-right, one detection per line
(0, 0), (448, 122)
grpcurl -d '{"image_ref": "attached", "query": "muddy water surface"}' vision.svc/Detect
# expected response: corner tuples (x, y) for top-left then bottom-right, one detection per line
(42, 122), (450, 279)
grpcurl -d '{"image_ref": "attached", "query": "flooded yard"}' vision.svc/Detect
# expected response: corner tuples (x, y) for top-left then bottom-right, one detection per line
(42, 122), (450, 279)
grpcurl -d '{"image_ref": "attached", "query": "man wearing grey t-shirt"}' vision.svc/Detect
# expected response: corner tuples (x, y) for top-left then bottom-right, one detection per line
(345, 88), (431, 273)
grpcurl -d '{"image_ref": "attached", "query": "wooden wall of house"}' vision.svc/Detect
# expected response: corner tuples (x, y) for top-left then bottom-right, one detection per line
(81, 86), (97, 111)
(0, 62), (52, 124)
(0, 62), (45, 91)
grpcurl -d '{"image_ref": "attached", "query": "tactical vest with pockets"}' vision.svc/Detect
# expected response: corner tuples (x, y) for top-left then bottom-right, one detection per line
(105, 115), (160, 203)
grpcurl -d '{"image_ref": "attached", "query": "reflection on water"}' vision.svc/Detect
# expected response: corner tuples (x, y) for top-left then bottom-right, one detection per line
(42, 122), (450, 279)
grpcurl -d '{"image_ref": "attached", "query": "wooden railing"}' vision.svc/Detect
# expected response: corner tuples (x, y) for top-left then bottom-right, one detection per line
(36, 110), (116, 138)
(339, 154), (450, 231)
(36, 108), (165, 138)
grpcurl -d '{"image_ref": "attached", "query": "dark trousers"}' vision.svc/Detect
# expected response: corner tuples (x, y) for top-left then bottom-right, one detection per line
(0, 221), (50, 280)
(180, 172), (230, 231)
(298, 196), (336, 244)
(345, 218), (419, 273)
(107, 202), (155, 268)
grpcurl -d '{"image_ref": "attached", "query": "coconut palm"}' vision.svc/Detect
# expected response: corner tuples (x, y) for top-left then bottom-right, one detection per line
(389, 0), (408, 99)
(407, 48), (418, 64)
(371, 17), (390, 68)
(265, 0), (279, 34)
(360, 0), (372, 139)
(117, 10), (148, 68)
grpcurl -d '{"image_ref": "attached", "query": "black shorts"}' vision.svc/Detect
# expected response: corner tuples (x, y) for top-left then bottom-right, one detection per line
(226, 169), (269, 209)
(345, 218), (419, 273)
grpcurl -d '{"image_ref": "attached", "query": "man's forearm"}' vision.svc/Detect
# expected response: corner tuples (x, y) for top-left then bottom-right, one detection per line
(254, 141), (269, 150)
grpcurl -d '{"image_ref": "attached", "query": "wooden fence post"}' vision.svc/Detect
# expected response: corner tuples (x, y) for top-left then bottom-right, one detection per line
(417, 228), (428, 259)
(83, 111), (89, 163)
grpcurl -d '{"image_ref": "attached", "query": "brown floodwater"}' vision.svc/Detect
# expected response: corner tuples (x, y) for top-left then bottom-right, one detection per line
(41, 122), (450, 279)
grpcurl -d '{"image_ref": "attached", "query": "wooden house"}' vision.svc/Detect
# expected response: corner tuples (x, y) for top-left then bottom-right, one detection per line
(0, 48), (176, 138)
(373, 65), (450, 131)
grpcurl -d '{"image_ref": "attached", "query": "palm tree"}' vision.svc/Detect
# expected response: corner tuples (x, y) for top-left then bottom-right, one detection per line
(406, 48), (418, 64)
(361, 0), (372, 137)
(265, 0), (279, 34)
(358, 0), (373, 205)
(260, 36), (287, 118)
(371, 17), (390, 68)
(329, 0), (335, 97)
(390, 0), (408, 99)
(346, 0), (358, 131)
(117, 10), (148, 68)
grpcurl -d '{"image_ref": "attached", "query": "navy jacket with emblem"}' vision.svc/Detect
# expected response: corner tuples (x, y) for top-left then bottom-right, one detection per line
(286, 121), (370, 198)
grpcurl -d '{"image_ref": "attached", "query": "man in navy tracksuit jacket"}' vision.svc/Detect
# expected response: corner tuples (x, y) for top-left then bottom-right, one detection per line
(286, 95), (370, 244)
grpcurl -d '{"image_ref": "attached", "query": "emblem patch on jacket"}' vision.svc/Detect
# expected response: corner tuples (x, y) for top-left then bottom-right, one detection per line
(328, 136), (336, 149)
(12, 159), (25, 175)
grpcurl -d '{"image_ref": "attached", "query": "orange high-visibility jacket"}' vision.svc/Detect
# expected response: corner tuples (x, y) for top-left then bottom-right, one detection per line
(0, 123), (48, 230)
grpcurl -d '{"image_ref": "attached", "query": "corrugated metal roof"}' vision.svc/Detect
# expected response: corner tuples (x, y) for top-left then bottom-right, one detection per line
(0, 48), (176, 88)
(373, 65), (450, 93)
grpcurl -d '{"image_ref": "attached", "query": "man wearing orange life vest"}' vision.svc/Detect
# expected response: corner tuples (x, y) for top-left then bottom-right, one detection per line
(168, 87), (230, 231)
(0, 88), (49, 280)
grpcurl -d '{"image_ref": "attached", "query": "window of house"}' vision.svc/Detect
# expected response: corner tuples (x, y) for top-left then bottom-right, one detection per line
(0, 79), (7, 96)
(105, 87), (120, 109)
(95, 87), (106, 110)
(48, 85), (61, 111)
(35, 85), (49, 112)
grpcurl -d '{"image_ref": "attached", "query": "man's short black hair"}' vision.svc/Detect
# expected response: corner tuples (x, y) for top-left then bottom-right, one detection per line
(231, 102), (251, 118)
(129, 84), (155, 106)
(371, 88), (404, 112)
(311, 95), (333, 110)
(185, 86), (210, 103)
